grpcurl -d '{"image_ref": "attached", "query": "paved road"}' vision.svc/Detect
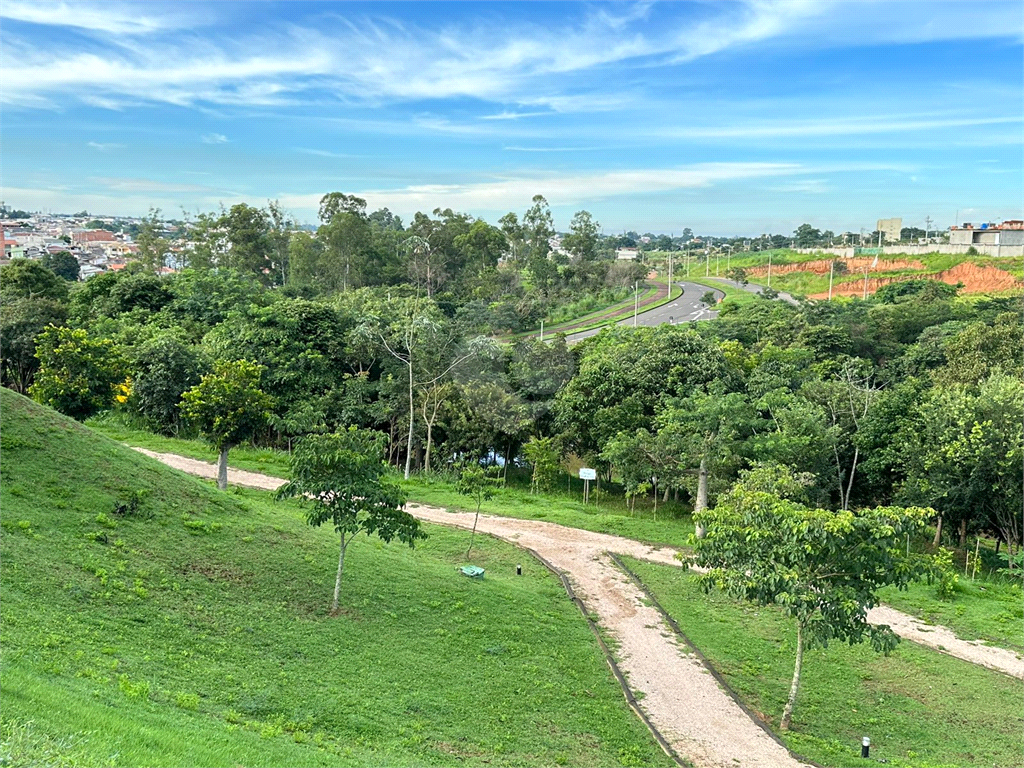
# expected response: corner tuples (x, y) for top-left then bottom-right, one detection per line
(700, 277), (801, 306)
(565, 281), (724, 343)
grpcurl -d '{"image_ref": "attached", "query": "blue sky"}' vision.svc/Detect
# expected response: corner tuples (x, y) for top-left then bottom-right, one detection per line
(2, 1), (1021, 235)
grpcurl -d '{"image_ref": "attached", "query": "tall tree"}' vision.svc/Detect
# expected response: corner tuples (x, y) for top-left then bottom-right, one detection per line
(562, 210), (600, 262)
(277, 428), (423, 613)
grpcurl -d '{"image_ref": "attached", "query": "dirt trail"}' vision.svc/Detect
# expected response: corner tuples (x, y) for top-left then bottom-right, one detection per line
(134, 447), (1024, 764)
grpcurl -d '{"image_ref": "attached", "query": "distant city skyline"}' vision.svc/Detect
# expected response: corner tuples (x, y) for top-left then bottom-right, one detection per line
(2, 1), (1022, 235)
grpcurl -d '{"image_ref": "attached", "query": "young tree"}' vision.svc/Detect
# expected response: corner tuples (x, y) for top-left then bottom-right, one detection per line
(724, 267), (748, 286)
(522, 436), (562, 494)
(277, 428), (424, 613)
(456, 463), (501, 559)
(692, 464), (934, 730)
(29, 326), (123, 420)
(179, 360), (273, 490)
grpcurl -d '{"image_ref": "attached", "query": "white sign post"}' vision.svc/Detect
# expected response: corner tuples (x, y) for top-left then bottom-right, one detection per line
(579, 468), (597, 505)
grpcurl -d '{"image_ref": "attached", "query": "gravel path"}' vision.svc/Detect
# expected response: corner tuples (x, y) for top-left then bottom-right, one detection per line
(133, 447), (1024, 765)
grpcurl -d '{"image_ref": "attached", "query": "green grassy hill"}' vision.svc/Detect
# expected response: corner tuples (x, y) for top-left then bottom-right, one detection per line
(0, 389), (670, 768)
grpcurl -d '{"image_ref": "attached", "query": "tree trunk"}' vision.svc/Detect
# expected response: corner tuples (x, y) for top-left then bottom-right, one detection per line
(843, 446), (859, 511)
(958, 517), (967, 547)
(663, 487), (670, 503)
(695, 456), (709, 538)
(781, 623), (804, 731)
(932, 514), (943, 547)
(331, 530), (347, 614)
(995, 537), (1001, 555)
(466, 505), (481, 559)
(217, 446), (230, 490)
(404, 363), (415, 480)
(424, 421), (433, 473)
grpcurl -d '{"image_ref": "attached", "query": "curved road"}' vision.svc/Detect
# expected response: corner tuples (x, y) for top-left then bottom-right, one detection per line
(565, 281), (724, 344)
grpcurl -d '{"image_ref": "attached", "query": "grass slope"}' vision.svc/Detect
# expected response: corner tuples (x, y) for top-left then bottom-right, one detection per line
(0, 389), (671, 768)
(85, 415), (697, 549)
(622, 557), (1023, 768)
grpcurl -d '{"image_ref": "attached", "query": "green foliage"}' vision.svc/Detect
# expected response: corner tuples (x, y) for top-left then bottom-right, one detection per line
(692, 464), (935, 727)
(0, 297), (67, 393)
(179, 360), (273, 451)
(41, 250), (80, 282)
(0, 259), (69, 303)
(932, 547), (959, 600)
(128, 333), (207, 433)
(455, 463), (501, 512)
(522, 436), (562, 493)
(700, 290), (717, 306)
(694, 464), (934, 648)
(29, 326), (123, 420)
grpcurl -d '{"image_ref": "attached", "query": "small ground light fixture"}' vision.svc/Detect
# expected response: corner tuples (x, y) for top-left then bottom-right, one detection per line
(861, 736), (870, 758)
(516, 564), (522, 576)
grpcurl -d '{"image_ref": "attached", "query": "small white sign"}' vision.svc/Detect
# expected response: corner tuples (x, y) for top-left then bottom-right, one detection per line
(579, 468), (597, 481)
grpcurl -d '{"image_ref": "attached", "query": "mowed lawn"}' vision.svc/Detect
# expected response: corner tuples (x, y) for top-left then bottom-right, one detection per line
(621, 557), (1023, 768)
(86, 415), (698, 549)
(0, 390), (672, 768)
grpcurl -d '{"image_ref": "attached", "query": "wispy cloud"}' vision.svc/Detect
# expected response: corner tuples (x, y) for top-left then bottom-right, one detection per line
(91, 176), (217, 194)
(661, 114), (1023, 140)
(295, 148), (360, 159)
(201, 133), (229, 144)
(0, 1), (197, 35)
(279, 162), (815, 214)
(86, 141), (122, 151)
(6, 1), (1016, 111)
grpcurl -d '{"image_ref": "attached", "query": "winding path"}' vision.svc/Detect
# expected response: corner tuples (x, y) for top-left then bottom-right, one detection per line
(132, 447), (1024, 767)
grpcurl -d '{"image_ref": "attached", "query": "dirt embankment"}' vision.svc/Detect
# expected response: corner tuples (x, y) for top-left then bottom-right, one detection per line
(809, 261), (1023, 299)
(749, 258), (925, 277)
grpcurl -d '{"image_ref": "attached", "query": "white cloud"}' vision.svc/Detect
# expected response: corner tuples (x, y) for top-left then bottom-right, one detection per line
(661, 114), (1023, 140)
(6, 1), (1016, 111)
(278, 162), (812, 215)
(90, 177), (218, 194)
(201, 133), (229, 144)
(0, 1), (195, 35)
(86, 141), (122, 151)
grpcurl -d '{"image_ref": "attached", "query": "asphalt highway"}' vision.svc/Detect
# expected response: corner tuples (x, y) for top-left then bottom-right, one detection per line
(564, 281), (724, 344)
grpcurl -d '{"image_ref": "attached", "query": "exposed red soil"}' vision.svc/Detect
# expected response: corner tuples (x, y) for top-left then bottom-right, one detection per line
(749, 258), (925, 277)
(809, 261), (1022, 299)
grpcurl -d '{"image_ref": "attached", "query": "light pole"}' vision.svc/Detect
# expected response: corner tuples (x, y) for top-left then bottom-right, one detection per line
(633, 281), (639, 327)
(724, 243), (734, 272)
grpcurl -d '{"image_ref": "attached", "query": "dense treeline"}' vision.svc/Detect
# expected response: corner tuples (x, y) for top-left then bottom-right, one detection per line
(128, 195), (648, 335)
(2, 199), (1021, 556)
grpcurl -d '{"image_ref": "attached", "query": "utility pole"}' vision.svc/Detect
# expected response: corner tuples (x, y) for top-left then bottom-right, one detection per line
(828, 259), (834, 301)
(924, 215), (933, 245)
(633, 281), (639, 327)
(705, 250), (710, 277)
(767, 250), (772, 287)
(863, 268), (869, 300)
(668, 251), (673, 291)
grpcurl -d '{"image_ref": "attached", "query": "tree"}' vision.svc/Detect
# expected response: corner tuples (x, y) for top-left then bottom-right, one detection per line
(266, 200), (292, 286)
(41, 251), (80, 282)
(0, 297), (67, 393)
(522, 435), (562, 494)
(130, 334), (207, 434)
(179, 360), (273, 489)
(656, 388), (751, 535)
(692, 464), (933, 730)
(793, 224), (822, 248)
(222, 203), (272, 282)
(0, 259), (69, 303)
(456, 463), (500, 558)
(136, 208), (169, 272)
(563, 210), (600, 262)
(724, 267), (748, 286)
(29, 326), (123, 420)
(277, 428), (423, 613)
(700, 291), (718, 307)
